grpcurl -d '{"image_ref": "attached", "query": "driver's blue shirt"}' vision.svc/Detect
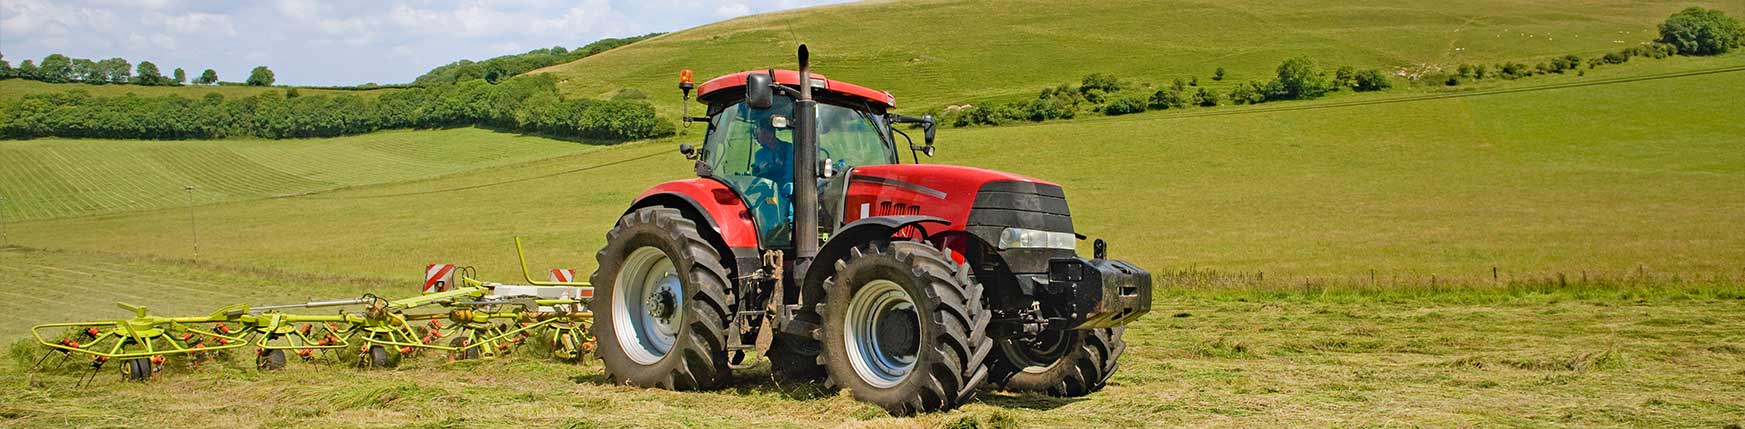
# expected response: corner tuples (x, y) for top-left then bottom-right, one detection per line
(752, 139), (795, 184)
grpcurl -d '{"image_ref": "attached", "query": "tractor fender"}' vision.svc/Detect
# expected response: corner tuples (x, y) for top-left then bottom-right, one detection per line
(798, 215), (950, 324)
(629, 179), (759, 250)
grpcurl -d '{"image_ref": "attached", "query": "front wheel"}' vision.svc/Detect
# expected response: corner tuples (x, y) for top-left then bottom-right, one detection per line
(820, 241), (992, 415)
(987, 327), (1126, 396)
(590, 207), (732, 390)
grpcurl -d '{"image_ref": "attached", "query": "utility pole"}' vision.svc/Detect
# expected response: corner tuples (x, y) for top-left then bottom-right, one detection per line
(184, 185), (198, 261)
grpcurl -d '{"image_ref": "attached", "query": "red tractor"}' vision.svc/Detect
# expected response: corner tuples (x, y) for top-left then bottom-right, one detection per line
(589, 46), (1151, 414)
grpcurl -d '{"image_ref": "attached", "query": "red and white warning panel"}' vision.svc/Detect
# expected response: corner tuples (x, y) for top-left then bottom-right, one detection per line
(549, 269), (575, 283)
(424, 263), (456, 293)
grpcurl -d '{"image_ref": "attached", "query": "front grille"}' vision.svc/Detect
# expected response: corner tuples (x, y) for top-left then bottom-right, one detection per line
(967, 181), (1075, 274)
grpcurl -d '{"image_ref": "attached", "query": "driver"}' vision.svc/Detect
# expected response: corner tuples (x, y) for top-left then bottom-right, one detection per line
(749, 114), (795, 184)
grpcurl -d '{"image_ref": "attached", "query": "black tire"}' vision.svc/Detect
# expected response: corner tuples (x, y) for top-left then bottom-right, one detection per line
(987, 327), (1126, 396)
(767, 334), (825, 381)
(367, 345), (395, 369)
(589, 207), (732, 390)
(449, 336), (479, 361)
(258, 349), (287, 371)
(124, 358), (152, 381)
(819, 241), (992, 415)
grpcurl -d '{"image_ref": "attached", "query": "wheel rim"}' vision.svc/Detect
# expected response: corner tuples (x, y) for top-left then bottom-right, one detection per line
(1000, 330), (1071, 374)
(612, 246), (684, 365)
(844, 279), (919, 388)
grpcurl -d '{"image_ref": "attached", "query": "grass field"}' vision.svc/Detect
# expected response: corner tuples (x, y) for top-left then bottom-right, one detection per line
(0, 128), (601, 221)
(0, 79), (395, 101)
(3, 0), (1744, 427)
(534, 0), (1745, 115)
(1, 247), (1741, 428)
(7, 58), (1741, 285)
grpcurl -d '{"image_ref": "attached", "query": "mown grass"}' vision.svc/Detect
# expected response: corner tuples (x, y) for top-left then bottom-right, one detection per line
(534, 0), (1744, 116)
(0, 79), (396, 101)
(0, 247), (1740, 428)
(0, 128), (600, 221)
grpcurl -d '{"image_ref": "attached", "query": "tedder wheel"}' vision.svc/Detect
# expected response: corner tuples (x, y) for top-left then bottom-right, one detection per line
(589, 207), (732, 390)
(449, 337), (480, 361)
(123, 358), (153, 381)
(366, 345), (395, 369)
(258, 349), (288, 371)
(986, 327), (1127, 397)
(820, 241), (992, 415)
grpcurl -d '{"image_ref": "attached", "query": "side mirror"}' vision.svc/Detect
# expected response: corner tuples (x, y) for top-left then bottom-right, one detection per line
(745, 73), (773, 109)
(679, 143), (698, 160)
(922, 114), (936, 146)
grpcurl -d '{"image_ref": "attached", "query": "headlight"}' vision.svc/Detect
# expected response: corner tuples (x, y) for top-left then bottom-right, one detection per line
(997, 228), (1076, 250)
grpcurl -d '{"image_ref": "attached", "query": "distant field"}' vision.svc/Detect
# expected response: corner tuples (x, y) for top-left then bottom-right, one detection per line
(0, 79), (395, 101)
(0, 128), (600, 221)
(533, 0), (1744, 115)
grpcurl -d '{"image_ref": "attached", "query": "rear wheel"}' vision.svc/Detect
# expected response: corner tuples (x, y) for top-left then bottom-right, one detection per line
(590, 207), (732, 390)
(987, 327), (1126, 396)
(820, 241), (992, 415)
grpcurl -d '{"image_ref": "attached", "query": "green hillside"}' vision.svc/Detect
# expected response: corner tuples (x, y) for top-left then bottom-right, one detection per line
(8, 66), (1740, 284)
(0, 128), (598, 221)
(534, 0), (1743, 114)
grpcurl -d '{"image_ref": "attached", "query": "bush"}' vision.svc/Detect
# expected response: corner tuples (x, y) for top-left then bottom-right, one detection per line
(1334, 65), (1358, 89)
(1148, 88), (1186, 110)
(1022, 97), (1075, 121)
(1657, 7), (1744, 56)
(1100, 96), (1147, 115)
(1193, 88), (1219, 107)
(1080, 73), (1123, 94)
(1082, 88), (1107, 105)
(1549, 55), (1581, 73)
(1602, 52), (1629, 65)
(1228, 81), (1267, 105)
(1266, 56), (1330, 101)
(1444, 76), (1461, 86)
(1497, 62), (1533, 79)
(1352, 69), (1391, 91)
(1212, 67), (1226, 81)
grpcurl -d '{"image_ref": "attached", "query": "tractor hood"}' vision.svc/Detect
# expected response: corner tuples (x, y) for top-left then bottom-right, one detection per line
(837, 164), (1074, 274)
(841, 164), (1059, 227)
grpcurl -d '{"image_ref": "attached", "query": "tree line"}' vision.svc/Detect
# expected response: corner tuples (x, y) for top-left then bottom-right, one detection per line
(0, 73), (672, 141)
(412, 33), (662, 85)
(0, 53), (280, 87)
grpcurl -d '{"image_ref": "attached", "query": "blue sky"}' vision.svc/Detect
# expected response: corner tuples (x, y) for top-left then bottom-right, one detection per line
(0, 0), (847, 86)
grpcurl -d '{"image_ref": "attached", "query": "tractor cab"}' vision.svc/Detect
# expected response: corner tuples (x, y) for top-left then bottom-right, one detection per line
(685, 70), (927, 248)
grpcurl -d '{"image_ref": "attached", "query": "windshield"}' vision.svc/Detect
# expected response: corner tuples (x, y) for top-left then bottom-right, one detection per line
(703, 98), (894, 247)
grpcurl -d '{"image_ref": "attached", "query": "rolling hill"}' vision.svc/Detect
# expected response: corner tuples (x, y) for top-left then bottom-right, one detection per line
(533, 0), (1744, 114)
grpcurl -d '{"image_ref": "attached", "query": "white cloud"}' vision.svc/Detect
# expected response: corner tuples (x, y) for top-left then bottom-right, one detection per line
(714, 3), (751, 18)
(147, 12), (237, 36)
(0, 0), (850, 85)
